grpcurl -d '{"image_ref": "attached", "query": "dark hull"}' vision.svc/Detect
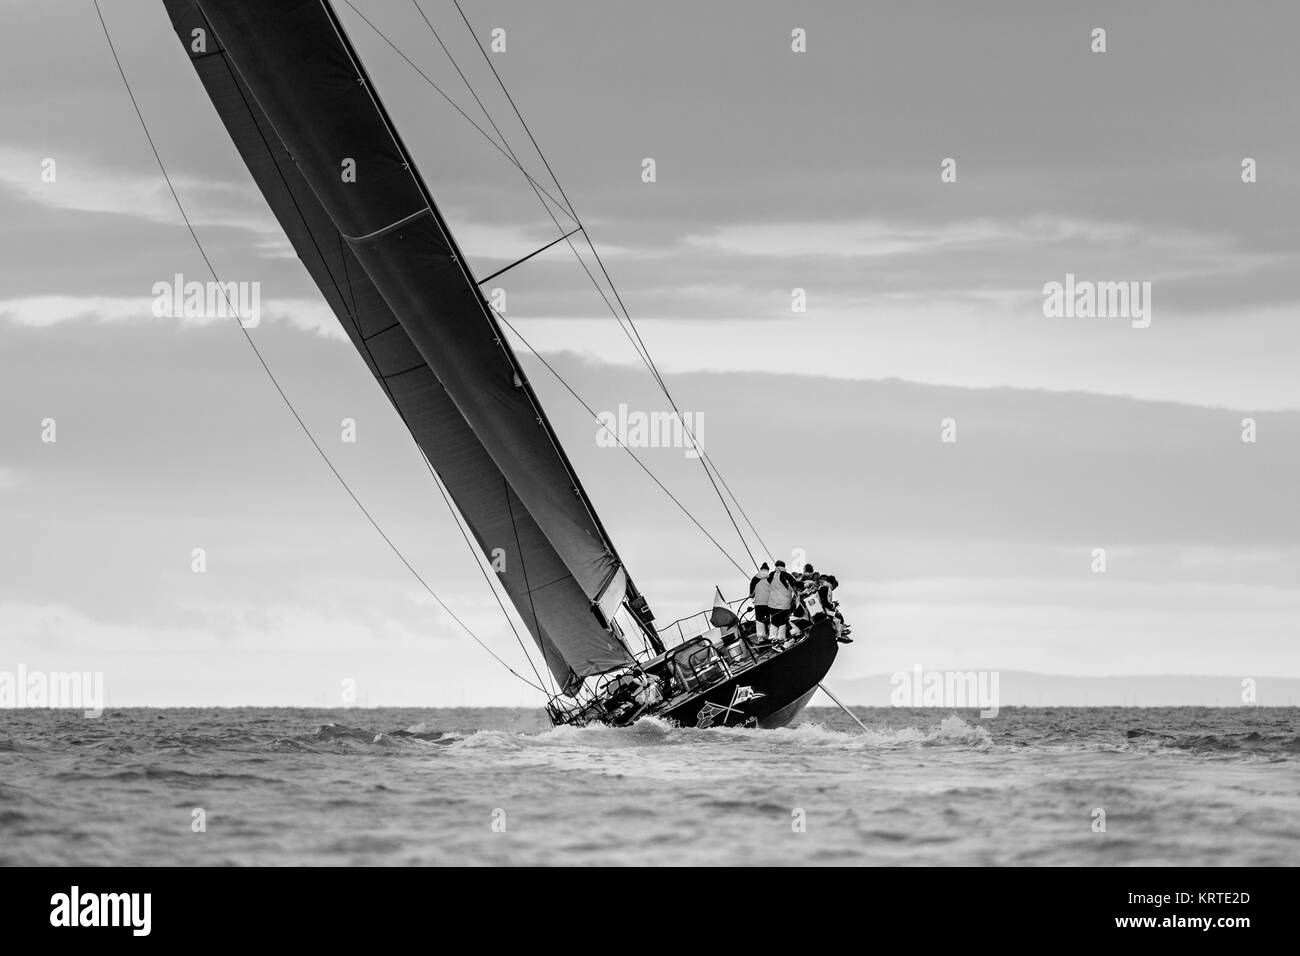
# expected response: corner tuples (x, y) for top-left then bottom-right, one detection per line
(658, 620), (839, 729)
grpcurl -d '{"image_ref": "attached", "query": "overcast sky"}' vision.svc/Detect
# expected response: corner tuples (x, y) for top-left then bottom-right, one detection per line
(1, 0), (1298, 706)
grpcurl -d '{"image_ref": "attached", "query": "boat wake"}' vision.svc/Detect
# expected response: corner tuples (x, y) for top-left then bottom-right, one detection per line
(514, 713), (993, 750)
(299, 713), (996, 755)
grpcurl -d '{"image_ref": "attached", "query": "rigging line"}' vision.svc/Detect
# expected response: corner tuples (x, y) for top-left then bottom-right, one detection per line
(450, 0), (765, 569)
(426, 4), (654, 375)
(492, 312), (749, 578)
(673, 424), (774, 563)
(407, 0), (591, 321)
(399, 1), (667, 377)
(425, 446), (554, 696)
(404, 1), (650, 384)
(817, 682), (871, 734)
(501, 473), (553, 694)
(612, 338), (773, 562)
(93, 0), (545, 696)
(337, 0), (577, 227)
(408, 0), (535, 194)
(404, 0), (631, 402)
(403, 0), (591, 293)
(700, 448), (773, 560)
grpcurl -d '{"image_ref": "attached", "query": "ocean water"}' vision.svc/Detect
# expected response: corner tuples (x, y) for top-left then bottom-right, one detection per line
(1, 706), (1297, 866)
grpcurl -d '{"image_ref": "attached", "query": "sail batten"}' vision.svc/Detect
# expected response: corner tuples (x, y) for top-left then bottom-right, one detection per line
(163, 0), (635, 691)
(342, 207), (432, 243)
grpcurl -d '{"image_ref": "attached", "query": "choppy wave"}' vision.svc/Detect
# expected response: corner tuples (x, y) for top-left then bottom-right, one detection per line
(1125, 727), (1300, 757)
(1, 706), (1297, 865)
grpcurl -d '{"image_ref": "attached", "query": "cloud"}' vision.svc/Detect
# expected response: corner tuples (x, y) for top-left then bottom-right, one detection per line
(683, 215), (1260, 274)
(0, 295), (151, 326)
(0, 146), (282, 237)
(507, 299), (1300, 411)
(686, 218), (1015, 259)
(0, 294), (345, 339)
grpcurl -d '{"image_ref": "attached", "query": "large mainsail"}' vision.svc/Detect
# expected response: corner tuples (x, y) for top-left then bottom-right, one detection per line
(162, 0), (639, 692)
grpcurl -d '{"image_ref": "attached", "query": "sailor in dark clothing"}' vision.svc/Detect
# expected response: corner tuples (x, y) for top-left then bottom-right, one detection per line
(788, 566), (822, 636)
(810, 574), (833, 622)
(821, 573), (853, 643)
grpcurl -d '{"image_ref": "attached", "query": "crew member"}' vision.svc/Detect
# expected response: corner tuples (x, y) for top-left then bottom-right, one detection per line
(822, 574), (853, 643)
(765, 560), (800, 645)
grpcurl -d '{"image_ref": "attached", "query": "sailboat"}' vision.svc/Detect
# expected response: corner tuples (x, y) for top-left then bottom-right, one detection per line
(158, 0), (847, 729)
